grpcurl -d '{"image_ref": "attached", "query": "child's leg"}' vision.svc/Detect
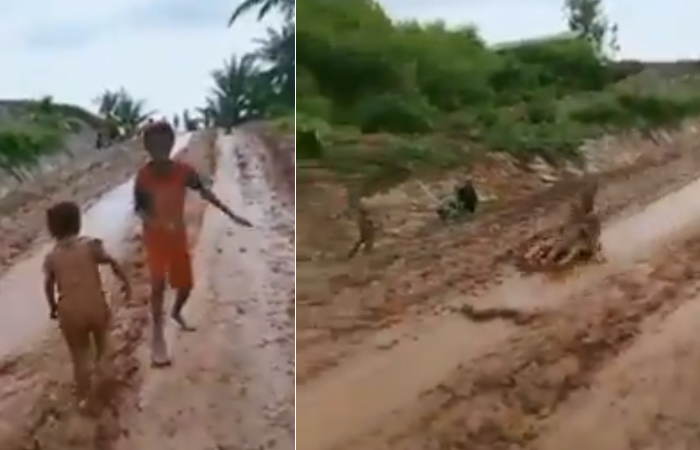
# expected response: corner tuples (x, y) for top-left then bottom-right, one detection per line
(171, 287), (195, 331)
(92, 322), (113, 379)
(143, 233), (172, 367)
(149, 278), (171, 366)
(168, 234), (195, 332)
(60, 320), (91, 403)
(91, 322), (115, 406)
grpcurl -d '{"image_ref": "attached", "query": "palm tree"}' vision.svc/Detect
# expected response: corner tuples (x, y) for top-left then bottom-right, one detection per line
(93, 90), (121, 118)
(228, 0), (294, 27)
(207, 54), (270, 131)
(255, 20), (295, 107)
(111, 93), (153, 134)
(93, 88), (153, 138)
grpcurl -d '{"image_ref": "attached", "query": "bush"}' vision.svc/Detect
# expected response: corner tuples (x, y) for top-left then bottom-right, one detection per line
(568, 92), (700, 131)
(297, 129), (324, 159)
(297, 94), (333, 120)
(356, 94), (434, 134)
(523, 97), (559, 124)
(0, 126), (63, 168)
(568, 94), (630, 128)
(296, 0), (700, 189)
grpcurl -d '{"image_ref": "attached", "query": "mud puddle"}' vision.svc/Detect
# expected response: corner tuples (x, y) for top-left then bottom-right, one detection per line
(297, 173), (700, 450)
(0, 134), (192, 360)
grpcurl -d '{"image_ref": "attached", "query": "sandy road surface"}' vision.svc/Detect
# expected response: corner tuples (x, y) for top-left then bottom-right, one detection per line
(0, 129), (294, 449)
(297, 138), (700, 449)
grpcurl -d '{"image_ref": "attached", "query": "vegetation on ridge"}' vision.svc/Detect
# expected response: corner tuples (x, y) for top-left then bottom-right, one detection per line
(295, 0), (700, 197)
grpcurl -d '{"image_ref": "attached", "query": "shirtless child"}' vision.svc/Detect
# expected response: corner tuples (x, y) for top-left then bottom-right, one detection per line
(43, 201), (131, 407)
(133, 121), (252, 367)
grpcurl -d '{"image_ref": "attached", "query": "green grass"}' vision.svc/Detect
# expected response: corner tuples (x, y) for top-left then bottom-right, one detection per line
(0, 100), (106, 171)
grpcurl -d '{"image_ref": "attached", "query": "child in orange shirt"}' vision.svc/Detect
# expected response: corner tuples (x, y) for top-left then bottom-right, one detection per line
(133, 122), (251, 367)
(43, 201), (131, 407)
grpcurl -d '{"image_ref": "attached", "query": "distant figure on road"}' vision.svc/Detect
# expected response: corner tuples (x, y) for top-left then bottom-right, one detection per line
(42, 201), (131, 410)
(133, 121), (252, 367)
(347, 203), (376, 259)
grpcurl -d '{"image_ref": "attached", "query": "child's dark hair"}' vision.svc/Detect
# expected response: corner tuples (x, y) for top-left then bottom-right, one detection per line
(142, 121), (175, 153)
(46, 201), (81, 239)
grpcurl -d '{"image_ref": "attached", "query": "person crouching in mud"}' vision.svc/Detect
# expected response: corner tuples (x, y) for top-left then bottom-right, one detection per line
(43, 201), (132, 409)
(133, 121), (252, 367)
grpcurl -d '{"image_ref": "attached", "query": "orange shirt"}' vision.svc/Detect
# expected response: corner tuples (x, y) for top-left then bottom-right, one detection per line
(134, 161), (198, 232)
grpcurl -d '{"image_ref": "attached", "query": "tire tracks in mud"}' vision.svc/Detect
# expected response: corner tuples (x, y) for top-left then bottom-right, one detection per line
(352, 232), (700, 450)
(0, 132), (217, 450)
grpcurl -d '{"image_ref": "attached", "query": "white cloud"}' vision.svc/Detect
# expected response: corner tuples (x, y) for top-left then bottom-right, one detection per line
(0, 0), (280, 116)
(378, 0), (700, 61)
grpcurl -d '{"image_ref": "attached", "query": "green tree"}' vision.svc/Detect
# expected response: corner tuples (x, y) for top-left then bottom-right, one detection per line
(255, 20), (295, 108)
(206, 54), (275, 131)
(564, 0), (619, 58)
(228, 0), (294, 26)
(37, 95), (55, 115)
(93, 88), (153, 137)
(93, 90), (121, 118)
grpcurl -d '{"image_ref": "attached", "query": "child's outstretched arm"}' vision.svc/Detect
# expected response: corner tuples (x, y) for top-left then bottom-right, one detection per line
(185, 168), (253, 228)
(90, 239), (132, 301)
(42, 257), (58, 319)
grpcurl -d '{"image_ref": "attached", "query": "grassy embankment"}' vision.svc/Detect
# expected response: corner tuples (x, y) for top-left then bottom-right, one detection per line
(296, 0), (700, 202)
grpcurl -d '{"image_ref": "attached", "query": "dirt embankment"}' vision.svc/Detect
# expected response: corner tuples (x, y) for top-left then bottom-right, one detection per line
(296, 119), (700, 450)
(0, 139), (148, 276)
(297, 121), (700, 383)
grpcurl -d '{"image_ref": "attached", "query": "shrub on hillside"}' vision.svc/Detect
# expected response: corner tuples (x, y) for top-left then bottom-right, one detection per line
(297, 94), (333, 120)
(482, 119), (588, 162)
(568, 94), (630, 128)
(357, 94), (434, 134)
(569, 92), (700, 130)
(296, 0), (700, 183)
(496, 38), (609, 94)
(0, 126), (63, 168)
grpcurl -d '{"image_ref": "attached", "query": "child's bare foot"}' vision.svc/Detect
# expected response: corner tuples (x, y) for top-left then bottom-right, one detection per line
(171, 313), (197, 332)
(151, 329), (172, 367)
(151, 358), (172, 368)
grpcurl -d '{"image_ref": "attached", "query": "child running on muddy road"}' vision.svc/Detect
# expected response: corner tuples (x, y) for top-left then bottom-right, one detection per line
(43, 201), (131, 408)
(133, 121), (252, 367)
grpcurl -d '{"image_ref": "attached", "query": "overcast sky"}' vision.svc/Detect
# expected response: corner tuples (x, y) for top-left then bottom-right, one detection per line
(0, 0), (279, 116)
(379, 0), (698, 61)
(2, 1), (694, 116)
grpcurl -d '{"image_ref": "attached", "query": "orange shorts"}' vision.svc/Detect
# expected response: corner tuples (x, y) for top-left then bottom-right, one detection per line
(142, 228), (193, 289)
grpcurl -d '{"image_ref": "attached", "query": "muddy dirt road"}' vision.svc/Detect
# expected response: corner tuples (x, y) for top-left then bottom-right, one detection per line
(0, 130), (294, 449)
(297, 136), (700, 450)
